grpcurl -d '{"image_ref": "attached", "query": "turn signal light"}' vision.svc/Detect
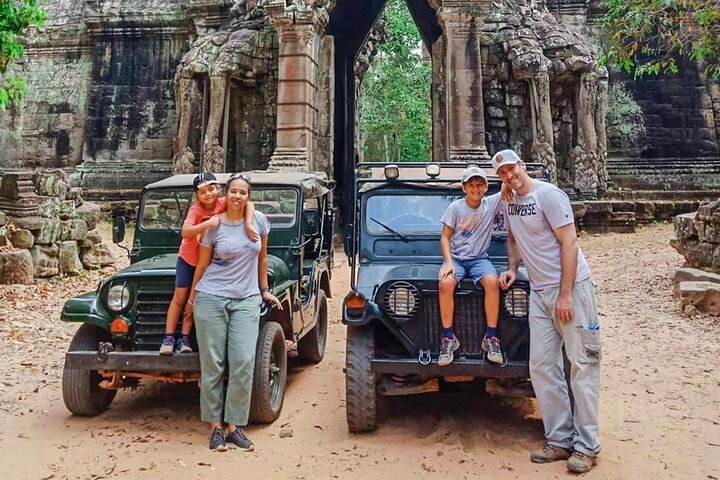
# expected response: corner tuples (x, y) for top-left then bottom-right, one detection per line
(344, 291), (367, 316)
(110, 317), (129, 335)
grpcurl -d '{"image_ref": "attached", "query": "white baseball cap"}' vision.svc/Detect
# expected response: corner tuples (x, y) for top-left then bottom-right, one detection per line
(491, 149), (522, 173)
(461, 166), (487, 184)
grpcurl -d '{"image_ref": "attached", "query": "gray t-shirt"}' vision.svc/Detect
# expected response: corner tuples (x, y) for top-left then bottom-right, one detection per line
(441, 193), (502, 260)
(503, 181), (590, 290)
(195, 212), (271, 300)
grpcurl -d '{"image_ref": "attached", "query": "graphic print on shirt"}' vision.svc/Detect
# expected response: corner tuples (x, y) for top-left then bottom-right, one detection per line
(455, 213), (482, 240)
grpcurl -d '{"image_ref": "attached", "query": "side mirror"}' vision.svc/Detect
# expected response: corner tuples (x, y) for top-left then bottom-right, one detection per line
(343, 224), (354, 263)
(301, 209), (321, 236)
(112, 215), (126, 244)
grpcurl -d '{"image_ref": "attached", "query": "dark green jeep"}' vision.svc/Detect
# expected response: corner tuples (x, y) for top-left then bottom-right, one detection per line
(342, 162), (539, 432)
(61, 171), (335, 422)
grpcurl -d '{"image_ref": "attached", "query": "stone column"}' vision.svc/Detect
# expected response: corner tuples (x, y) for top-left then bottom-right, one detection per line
(437, 2), (491, 162)
(572, 70), (599, 198)
(267, 1), (326, 171)
(530, 65), (557, 183)
(595, 66), (609, 193)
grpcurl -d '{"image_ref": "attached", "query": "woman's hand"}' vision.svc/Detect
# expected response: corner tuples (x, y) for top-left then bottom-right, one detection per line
(261, 290), (283, 310)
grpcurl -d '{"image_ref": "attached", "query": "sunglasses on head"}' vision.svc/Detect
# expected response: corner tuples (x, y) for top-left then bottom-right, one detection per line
(228, 172), (251, 183)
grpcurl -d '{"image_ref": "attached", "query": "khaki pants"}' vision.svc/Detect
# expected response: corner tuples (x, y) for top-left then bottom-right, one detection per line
(194, 291), (262, 427)
(529, 277), (602, 456)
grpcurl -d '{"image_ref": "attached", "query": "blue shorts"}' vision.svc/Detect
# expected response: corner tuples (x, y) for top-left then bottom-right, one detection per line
(453, 256), (497, 284)
(176, 256), (196, 288)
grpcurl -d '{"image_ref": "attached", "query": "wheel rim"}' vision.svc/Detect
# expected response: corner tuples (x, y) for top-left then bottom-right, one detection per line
(269, 345), (282, 405)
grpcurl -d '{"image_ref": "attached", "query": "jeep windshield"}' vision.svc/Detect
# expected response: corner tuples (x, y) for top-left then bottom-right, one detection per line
(140, 188), (300, 230)
(364, 192), (506, 235)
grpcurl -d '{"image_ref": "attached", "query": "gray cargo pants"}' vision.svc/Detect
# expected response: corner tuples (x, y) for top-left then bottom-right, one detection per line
(529, 277), (601, 456)
(194, 291), (262, 427)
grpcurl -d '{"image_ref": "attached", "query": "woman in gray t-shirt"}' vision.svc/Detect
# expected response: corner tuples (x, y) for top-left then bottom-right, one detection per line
(187, 173), (282, 452)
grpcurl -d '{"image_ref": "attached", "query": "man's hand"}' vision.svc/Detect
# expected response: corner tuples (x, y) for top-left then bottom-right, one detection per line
(499, 270), (516, 289)
(555, 291), (573, 323)
(438, 261), (455, 280)
(262, 290), (283, 309)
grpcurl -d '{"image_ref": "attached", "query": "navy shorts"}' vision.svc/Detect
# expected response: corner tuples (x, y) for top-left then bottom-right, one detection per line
(175, 256), (196, 288)
(452, 256), (497, 284)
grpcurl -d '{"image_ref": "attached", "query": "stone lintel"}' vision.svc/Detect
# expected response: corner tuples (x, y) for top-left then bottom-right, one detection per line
(450, 146), (490, 161)
(269, 148), (310, 172)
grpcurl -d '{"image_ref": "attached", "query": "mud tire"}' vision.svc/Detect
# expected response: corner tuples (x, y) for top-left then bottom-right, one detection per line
(249, 321), (287, 423)
(345, 326), (378, 433)
(298, 289), (328, 363)
(62, 324), (116, 416)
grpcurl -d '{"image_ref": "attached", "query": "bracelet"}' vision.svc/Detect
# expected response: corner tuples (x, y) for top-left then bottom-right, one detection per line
(260, 287), (270, 294)
(187, 300), (194, 305)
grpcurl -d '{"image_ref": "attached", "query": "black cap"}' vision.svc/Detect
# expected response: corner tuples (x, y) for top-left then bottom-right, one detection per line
(193, 172), (220, 191)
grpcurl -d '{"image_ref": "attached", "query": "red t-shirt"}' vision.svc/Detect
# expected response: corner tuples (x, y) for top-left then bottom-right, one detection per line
(178, 197), (227, 266)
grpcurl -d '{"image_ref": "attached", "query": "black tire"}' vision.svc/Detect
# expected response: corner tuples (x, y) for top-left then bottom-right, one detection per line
(297, 289), (328, 363)
(249, 321), (287, 423)
(345, 326), (378, 433)
(62, 324), (117, 416)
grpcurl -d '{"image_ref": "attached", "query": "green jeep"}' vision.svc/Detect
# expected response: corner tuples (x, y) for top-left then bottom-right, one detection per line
(61, 171), (335, 422)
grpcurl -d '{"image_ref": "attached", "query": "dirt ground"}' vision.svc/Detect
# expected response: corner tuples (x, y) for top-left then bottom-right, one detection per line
(0, 222), (718, 480)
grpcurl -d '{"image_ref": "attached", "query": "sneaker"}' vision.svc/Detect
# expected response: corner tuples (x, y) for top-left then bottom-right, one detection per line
(209, 427), (228, 452)
(530, 444), (573, 463)
(226, 428), (254, 451)
(175, 335), (193, 353)
(438, 336), (460, 366)
(567, 451), (597, 473)
(481, 335), (504, 364)
(159, 335), (174, 355)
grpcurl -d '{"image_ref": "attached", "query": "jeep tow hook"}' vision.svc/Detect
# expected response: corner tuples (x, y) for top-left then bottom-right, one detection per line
(97, 342), (114, 362)
(417, 349), (431, 366)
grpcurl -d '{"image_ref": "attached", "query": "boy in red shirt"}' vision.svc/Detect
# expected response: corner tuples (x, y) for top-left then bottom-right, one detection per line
(159, 173), (257, 354)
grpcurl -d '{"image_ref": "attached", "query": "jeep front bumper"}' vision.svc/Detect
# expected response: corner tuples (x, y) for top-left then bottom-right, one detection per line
(65, 351), (200, 372)
(370, 358), (529, 378)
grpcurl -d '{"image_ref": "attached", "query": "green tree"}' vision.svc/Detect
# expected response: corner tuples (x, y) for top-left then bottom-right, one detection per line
(0, 0), (45, 109)
(602, 0), (720, 80)
(357, 0), (432, 162)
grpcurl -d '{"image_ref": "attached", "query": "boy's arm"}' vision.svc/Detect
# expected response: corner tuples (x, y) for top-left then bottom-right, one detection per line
(438, 224), (455, 280)
(244, 201), (259, 242)
(181, 216), (220, 239)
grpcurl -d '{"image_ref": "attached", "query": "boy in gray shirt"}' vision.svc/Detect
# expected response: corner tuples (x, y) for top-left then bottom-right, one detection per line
(438, 166), (504, 366)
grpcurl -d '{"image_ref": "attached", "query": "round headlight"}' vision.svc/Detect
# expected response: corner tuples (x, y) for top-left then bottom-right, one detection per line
(504, 287), (528, 317)
(383, 281), (419, 320)
(107, 283), (131, 312)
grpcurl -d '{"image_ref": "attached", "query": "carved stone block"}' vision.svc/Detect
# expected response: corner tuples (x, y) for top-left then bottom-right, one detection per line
(81, 242), (116, 269)
(30, 244), (60, 278)
(9, 229), (34, 250)
(58, 241), (83, 275)
(0, 250), (34, 284)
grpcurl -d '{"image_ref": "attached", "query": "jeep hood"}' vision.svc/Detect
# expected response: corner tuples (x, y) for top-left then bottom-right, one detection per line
(356, 261), (529, 297)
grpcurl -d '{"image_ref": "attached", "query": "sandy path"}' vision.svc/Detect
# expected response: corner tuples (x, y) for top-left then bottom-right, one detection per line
(0, 223), (718, 479)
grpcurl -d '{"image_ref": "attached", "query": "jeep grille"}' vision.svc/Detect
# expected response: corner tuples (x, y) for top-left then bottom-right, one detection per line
(135, 282), (177, 350)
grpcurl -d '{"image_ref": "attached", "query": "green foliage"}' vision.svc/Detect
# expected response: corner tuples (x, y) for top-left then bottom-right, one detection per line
(601, 0), (720, 81)
(0, 0), (45, 109)
(357, 0), (432, 162)
(606, 83), (646, 151)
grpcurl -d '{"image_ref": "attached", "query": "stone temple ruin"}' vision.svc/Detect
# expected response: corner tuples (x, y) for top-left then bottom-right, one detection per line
(2, 0), (720, 283)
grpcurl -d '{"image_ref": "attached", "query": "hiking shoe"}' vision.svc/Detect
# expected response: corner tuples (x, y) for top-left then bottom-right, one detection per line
(226, 428), (254, 451)
(567, 451), (597, 473)
(159, 335), (174, 355)
(482, 335), (504, 364)
(209, 427), (228, 452)
(438, 336), (460, 366)
(530, 444), (573, 463)
(175, 335), (193, 353)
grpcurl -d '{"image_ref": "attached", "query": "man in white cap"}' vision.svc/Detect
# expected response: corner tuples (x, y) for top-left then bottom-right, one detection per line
(492, 149), (601, 473)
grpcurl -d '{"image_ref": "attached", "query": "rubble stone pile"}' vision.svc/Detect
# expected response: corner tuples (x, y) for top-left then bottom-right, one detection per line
(0, 171), (115, 284)
(671, 198), (720, 315)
